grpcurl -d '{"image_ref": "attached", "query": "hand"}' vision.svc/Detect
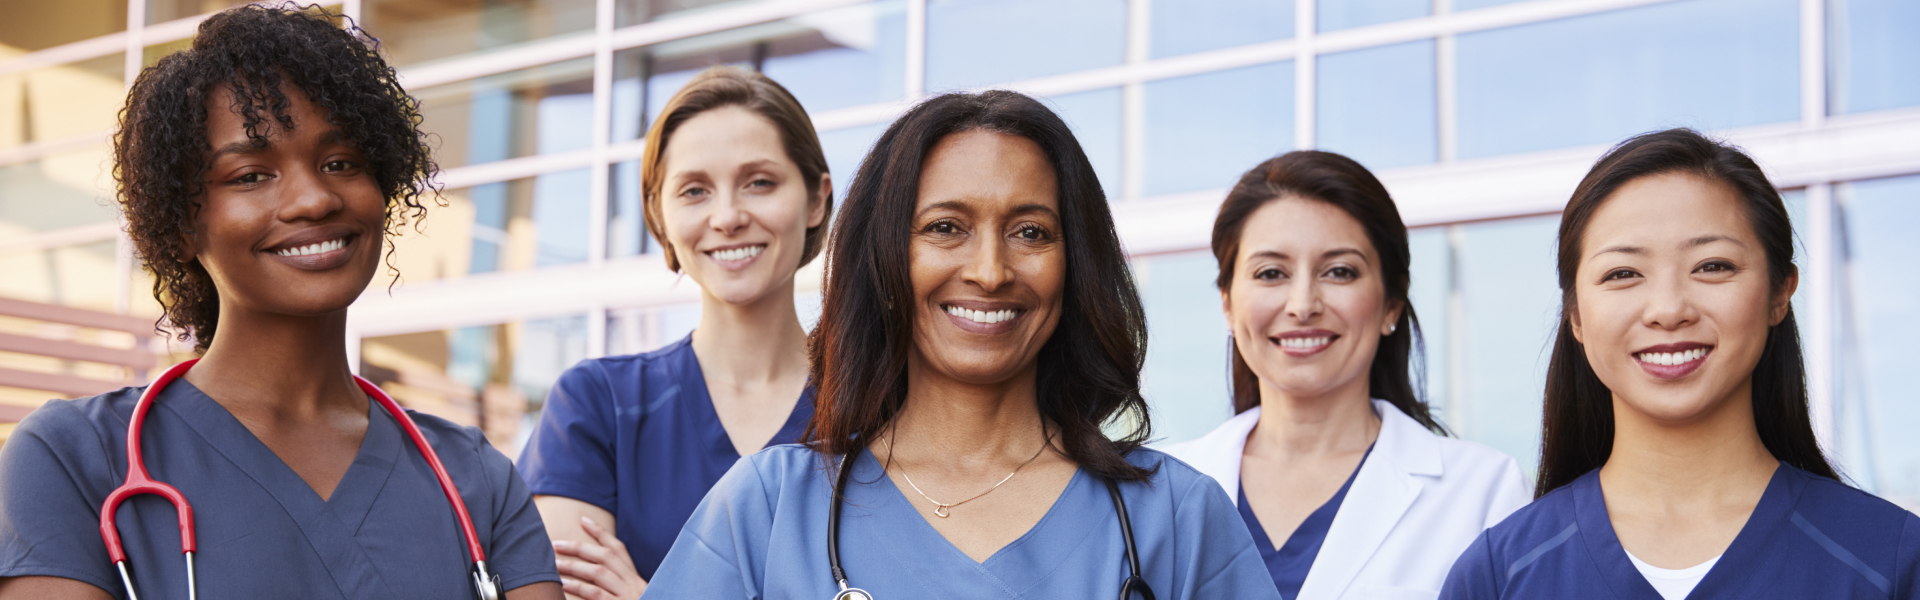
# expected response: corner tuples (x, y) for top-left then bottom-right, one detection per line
(554, 516), (647, 600)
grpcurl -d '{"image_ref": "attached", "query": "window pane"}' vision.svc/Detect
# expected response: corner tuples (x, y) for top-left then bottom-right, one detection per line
(1830, 0), (1920, 114)
(1143, 62), (1294, 198)
(1150, 0), (1293, 59)
(1457, 0), (1799, 159)
(925, 0), (1126, 92)
(1407, 226), (1450, 415)
(359, 314), (588, 454)
(617, 0), (762, 28)
(0, 241), (119, 311)
(1318, 0), (1427, 32)
(606, 302), (703, 355)
(361, 0), (594, 67)
(820, 123), (886, 205)
(385, 169), (591, 286)
(1837, 175), (1920, 500)
(612, 1), (908, 142)
(1317, 40), (1436, 170)
(416, 58), (594, 169)
(0, 0), (126, 51)
(0, 147), (118, 234)
(1134, 250), (1232, 445)
(0, 54), (123, 151)
(145, 0), (250, 24)
(1452, 215), (1559, 478)
(1044, 88), (1122, 200)
(607, 161), (658, 259)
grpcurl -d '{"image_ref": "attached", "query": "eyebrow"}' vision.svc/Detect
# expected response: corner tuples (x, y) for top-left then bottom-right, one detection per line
(1245, 248), (1368, 263)
(1590, 235), (1745, 259)
(207, 128), (352, 161)
(915, 200), (1061, 221)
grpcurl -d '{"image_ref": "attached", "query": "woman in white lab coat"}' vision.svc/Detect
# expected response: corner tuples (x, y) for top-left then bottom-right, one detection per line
(1163, 151), (1530, 600)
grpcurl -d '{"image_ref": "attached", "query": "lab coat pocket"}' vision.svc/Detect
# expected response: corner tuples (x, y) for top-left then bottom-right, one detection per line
(1352, 585), (1439, 600)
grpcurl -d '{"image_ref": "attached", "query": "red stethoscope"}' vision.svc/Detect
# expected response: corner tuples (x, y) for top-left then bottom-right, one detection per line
(99, 358), (507, 600)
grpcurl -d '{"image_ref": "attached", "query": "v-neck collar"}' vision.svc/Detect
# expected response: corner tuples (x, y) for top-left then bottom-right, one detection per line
(1571, 462), (1799, 600)
(673, 333), (814, 460)
(850, 447), (1096, 596)
(150, 377), (404, 596)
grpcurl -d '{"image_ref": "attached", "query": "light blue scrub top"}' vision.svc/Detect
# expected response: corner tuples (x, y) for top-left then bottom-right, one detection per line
(644, 444), (1283, 599)
(1441, 462), (1920, 599)
(0, 379), (559, 599)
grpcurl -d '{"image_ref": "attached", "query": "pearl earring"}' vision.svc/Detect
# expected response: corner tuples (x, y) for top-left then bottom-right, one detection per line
(1386, 323), (1397, 335)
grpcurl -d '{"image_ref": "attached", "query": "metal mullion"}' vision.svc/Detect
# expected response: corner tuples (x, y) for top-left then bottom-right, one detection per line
(115, 0), (146, 319)
(906, 0), (927, 99)
(1436, 0), (1457, 163)
(1295, 0), (1316, 151)
(1805, 182), (1836, 451)
(587, 0), (617, 359)
(1801, 0), (1826, 125)
(1122, 0), (1150, 201)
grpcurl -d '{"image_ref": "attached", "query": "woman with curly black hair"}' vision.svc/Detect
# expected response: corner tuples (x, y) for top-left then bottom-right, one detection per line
(0, 6), (561, 600)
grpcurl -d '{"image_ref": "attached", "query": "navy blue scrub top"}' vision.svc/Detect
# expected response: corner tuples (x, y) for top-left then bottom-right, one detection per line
(0, 379), (559, 599)
(516, 333), (813, 580)
(1238, 445), (1371, 599)
(1441, 462), (1920, 599)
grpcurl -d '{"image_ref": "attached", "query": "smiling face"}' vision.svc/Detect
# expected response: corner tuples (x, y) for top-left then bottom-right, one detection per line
(1571, 171), (1794, 423)
(659, 105), (828, 306)
(1225, 197), (1400, 401)
(187, 83), (386, 320)
(906, 129), (1067, 386)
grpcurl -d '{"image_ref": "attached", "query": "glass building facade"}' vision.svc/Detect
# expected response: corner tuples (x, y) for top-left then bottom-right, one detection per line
(3, 0), (1918, 506)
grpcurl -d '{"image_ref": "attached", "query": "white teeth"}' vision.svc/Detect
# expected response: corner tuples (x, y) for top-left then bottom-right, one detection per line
(1637, 347), (1709, 366)
(1278, 336), (1332, 349)
(944, 305), (1019, 325)
(276, 238), (344, 257)
(709, 245), (765, 262)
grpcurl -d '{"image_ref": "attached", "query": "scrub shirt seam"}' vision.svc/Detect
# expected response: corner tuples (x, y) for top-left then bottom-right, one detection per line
(1177, 473), (1236, 593)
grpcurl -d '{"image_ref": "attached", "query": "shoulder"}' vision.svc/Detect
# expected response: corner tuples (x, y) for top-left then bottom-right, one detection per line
(552, 336), (695, 394)
(1159, 408), (1254, 462)
(1785, 465), (1919, 545)
(8, 387), (144, 457)
(401, 408), (513, 476)
(1121, 447), (1222, 508)
(1473, 478), (1578, 557)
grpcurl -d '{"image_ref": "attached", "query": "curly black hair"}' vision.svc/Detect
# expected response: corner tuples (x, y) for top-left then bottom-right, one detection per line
(114, 3), (435, 353)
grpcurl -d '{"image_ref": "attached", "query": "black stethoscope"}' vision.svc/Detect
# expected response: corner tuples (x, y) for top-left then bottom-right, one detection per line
(99, 359), (507, 600)
(825, 449), (1156, 600)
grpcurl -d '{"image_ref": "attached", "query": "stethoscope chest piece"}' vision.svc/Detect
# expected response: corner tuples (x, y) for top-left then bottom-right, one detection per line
(831, 587), (874, 600)
(472, 560), (505, 600)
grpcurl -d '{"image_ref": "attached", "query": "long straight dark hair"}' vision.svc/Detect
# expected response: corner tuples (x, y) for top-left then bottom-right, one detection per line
(1211, 151), (1444, 434)
(805, 90), (1153, 481)
(1536, 129), (1839, 497)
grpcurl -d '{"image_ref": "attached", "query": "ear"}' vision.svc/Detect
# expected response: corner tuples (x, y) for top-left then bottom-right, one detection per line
(1220, 288), (1233, 321)
(178, 205), (204, 263)
(1381, 298), (1405, 337)
(1771, 266), (1799, 326)
(808, 173), (831, 229)
(1568, 301), (1585, 344)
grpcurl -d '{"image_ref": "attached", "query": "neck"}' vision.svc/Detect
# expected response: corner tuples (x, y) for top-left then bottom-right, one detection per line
(184, 304), (363, 420)
(891, 359), (1049, 467)
(689, 278), (809, 387)
(1246, 375), (1379, 458)
(1599, 379), (1779, 508)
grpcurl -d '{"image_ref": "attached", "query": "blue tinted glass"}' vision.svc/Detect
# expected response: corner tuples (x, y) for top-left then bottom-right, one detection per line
(1457, 0), (1799, 159)
(533, 169), (593, 267)
(608, 161), (655, 258)
(925, 0), (1127, 92)
(1044, 88), (1123, 200)
(1319, 0), (1428, 32)
(416, 58), (594, 169)
(1407, 227), (1450, 417)
(1839, 176), (1920, 497)
(1317, 40), (1437, 170)
(613, 2), (908, 141)
(820, 123), (887, 204)
(1454, 215), (1560, 477)
(1150, 0), (1294, 59)
(1832, 0), (1920, 114)
(515, 315), (589, 402)
(1135, 251), (1234, 444)
(1143, 62), (1294, 197)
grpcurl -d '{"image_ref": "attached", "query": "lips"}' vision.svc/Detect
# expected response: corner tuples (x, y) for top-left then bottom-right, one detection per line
(941, 303), (1025, 334)
(1272, 329), (1338, 357)
(262, 226), (359, 271)
(1633, 342), (1712, 380)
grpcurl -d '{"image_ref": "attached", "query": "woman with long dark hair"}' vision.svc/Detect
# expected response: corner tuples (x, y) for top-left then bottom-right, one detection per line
(642, 90), (1279, 598)
(1440, 129), (1920, 599)
(1163, 151), (1529, 599)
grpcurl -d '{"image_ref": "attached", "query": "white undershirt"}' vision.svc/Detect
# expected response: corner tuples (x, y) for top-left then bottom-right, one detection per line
(1624, 549), (1721, 600)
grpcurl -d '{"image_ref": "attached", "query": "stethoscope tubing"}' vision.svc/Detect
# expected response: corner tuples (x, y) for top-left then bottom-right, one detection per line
(100, 358), (498, 600)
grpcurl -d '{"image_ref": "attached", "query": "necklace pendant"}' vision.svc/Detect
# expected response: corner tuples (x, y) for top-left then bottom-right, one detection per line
(933, 505), (952, 518)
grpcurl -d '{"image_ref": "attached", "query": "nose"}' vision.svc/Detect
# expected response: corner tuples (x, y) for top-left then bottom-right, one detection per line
(960, 232), (1015, 293)
(276, 164), (345, 223)
(1641, 271), (1698, 330)
(1283, 275), (1322, 323)
(709, 189), (752, 236)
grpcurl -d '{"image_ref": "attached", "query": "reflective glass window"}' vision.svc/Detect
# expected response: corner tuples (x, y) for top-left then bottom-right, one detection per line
(606, 302), (702, 355)
(384, 169), (591, 286)
(1142, 62), (1293, 198)
(415, 58), (594, 169)
(1452, 0), (1529, 10)
(1449, 215), (1559, 476)
(145, 0), (252, 24)
(612, 1), (908, 142)
(360, 0), (594, 67)
(1457, 0), (1799, 159)
(617, 0), (762, 28)
(1836, 176), (1920, 499)
(0, 241), (119, 311)
(1317, 40), (1436, 170)
(358, 314), (588, 453)
(0, 0), (126, 51)
(819, 123), (886, 206)
(0, 147), (118, 235)
(608, 160), (659, 259)
(1318, 0), (1427, 32)
(0, 54), (123, 151)
(1831, 0), (1920, 114)
(1044, 88), (1122, 200)
(1406, 226), (1450, 416)
(1149, 0), (1293, 59)
(1134, 250), (1233, 445)
(925, 0), (1127, 92)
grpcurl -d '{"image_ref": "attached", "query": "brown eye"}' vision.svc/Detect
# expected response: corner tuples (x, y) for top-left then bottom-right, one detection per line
(1014, 224), (1050, 241)
(1325, 266), (1358, 281)
(1255, 268), (1284, 281)
(926, 220), (960, 235)
(1603, 268), (1639, 282)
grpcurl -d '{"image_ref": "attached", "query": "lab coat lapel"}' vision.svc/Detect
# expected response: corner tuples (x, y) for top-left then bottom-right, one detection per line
(1180, 407), (1261, 506)
(1295, 401), (1439, 600)
(158, 381), (402, 599)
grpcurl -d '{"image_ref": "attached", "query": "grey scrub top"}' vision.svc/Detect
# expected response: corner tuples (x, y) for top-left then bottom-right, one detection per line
(0, 378), (559, 599)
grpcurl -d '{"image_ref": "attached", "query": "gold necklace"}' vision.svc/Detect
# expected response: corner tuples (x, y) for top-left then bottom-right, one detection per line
(880, 431), (1050, 518)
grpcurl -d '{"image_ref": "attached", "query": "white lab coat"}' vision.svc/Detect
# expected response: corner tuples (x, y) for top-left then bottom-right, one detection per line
(1161, 400), (1531, 600)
